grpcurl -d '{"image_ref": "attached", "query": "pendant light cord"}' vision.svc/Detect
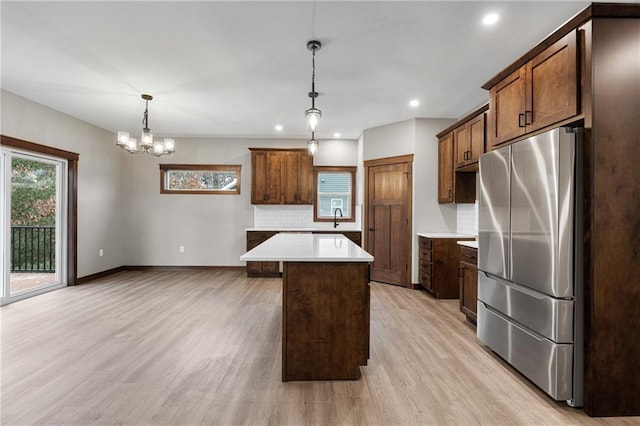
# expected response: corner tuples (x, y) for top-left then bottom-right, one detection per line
(142, 99), (150, 131)
(311, 49), (316, 109)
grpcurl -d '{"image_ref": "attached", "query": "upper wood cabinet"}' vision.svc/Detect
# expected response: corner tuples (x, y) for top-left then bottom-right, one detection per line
(250, 148), (314, 205)
(436, 103), (487, 204)
(282, 151), (314, 204)
(438, 132), (476, 204)
(454, 113), (485, 169)
(437, 133), (454, 203)
(488, 30), (579, 148)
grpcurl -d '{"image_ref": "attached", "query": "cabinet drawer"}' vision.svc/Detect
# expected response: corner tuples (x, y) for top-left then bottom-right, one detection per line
(419, 259), (432, 275)
(419, 270), (432, 288)
(460, 246), (478, 265)
(419, 237), (433, 250)
(419, 248), (432, 262)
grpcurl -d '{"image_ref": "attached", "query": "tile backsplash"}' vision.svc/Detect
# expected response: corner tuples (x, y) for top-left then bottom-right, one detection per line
(457, 202), (478, 236)
(254, 205), (362, 229)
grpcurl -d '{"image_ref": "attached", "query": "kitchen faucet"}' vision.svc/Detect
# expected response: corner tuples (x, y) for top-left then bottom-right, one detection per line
(333, 208), (343, 228)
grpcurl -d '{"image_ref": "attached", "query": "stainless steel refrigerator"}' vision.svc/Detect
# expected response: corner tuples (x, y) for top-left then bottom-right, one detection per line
(477, 127), (583, 407)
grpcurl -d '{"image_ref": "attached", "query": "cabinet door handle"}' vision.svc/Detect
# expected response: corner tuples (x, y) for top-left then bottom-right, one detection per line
(368, 228), (375, 232)
(525, 110), (533, 125)
(449, 189), (453, 198)
(518, 113), (526, 128)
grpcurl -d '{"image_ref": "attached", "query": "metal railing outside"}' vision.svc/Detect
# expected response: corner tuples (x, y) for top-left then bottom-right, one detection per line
(10, 225), (56, 273)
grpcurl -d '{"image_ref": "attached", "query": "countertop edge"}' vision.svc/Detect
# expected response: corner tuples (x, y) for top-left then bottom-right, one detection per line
(417, 232), (476, 239)
(457, 241), (479, 249)
(246, 228), (362, 232)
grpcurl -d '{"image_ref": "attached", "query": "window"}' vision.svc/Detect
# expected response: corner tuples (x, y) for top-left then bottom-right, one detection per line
(160, 164), (241, 195)
(313, 166), (356, 223)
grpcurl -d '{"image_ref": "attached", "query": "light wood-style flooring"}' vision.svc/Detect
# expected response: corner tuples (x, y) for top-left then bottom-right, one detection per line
(1, 270), (638, 425)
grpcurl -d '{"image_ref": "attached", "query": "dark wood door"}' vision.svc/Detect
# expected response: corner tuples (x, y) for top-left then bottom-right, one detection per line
(459, 246), (478, 322)
(282, 152), (313, 204)
(527, 30), (578, 132)
(250, 151), (268, 204)
(489, 66), (526, 148)
(282, 152), (299, 204)
(468, 113), (485, 163)
(251, 151), (282, 204)
(366, 159), (412, 286)
(454, 124), (469, 168)
(438, 133), (454, 203)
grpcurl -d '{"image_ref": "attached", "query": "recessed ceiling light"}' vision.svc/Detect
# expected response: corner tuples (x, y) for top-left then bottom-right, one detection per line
(333, 132), (341, 138)
(409, 99), (419, 107)
(483, 13), (499, 26)
(275, 124), (283, 131)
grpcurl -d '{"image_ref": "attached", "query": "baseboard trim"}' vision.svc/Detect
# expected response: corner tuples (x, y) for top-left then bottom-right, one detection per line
(76, 265), (246, 284)
(75, 266), (126, 285)
(124, 265), (246, 272)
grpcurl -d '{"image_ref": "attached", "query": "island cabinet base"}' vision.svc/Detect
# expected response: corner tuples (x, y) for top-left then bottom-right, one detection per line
(282, 262), (370, 381)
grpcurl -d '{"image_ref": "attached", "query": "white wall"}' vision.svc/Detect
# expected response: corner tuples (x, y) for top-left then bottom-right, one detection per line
(362, 119), (415, 161)
(314, 139), (358, 167)
(1, 90), (127, 278)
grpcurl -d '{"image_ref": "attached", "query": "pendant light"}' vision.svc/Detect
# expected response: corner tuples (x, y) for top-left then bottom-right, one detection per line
(116, 94), (175, 156)
(307, 131), (319, 156)
(305, 40), (322, 132)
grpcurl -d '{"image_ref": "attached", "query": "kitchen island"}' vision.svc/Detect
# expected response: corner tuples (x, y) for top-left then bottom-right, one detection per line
(240, 233), (373, 381)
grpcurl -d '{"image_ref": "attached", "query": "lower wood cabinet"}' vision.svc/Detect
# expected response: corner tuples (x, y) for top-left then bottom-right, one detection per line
(419, 236), (472, 299)
(282, 261), (369, 381)
(246, 230), (362, 277)
(458, 245), (478, 323)
(246, 231), (280, 277)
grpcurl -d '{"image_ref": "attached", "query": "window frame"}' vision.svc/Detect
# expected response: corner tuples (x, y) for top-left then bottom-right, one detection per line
(159, 164), (241, 195)
(313, 166), (356, 223)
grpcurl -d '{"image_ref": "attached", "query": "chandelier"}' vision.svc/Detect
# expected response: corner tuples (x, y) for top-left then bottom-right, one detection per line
(305, 40), (322, 155)
(116, 94), (175, 156)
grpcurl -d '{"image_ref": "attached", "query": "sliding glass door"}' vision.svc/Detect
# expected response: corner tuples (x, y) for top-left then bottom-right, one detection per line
(1, 148), (67, 304)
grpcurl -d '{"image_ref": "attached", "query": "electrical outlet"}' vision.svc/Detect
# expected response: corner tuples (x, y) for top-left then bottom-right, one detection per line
(179, 246), (185, 253)
(99, 249), (104, 257)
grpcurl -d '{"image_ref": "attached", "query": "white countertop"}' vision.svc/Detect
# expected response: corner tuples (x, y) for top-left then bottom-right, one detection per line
(457, 240), (478, 249)
(417, 232), (476, 239)
(247, 227), (362, 232)
(240, 233), (373, 262)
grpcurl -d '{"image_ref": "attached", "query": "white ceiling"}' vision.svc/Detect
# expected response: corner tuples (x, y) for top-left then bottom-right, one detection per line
(2, 1), (597, 140)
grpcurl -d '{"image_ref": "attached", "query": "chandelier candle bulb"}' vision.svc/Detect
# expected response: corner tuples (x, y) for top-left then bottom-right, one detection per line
(141, 131), (153, 148)
(117, 131), (130, 146)
(164, 139), (175, 153)
(127, 137), (137, 152)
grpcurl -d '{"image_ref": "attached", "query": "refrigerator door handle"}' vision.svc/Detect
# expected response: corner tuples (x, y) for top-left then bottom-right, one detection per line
(483, 271), (546, 300)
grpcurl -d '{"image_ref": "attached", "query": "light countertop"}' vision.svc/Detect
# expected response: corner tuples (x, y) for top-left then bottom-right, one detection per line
(417, 232), (476, 239)
(240, 233), (373, 263)
(246, 227), (362, 232)
(457, 240), (478, 249)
